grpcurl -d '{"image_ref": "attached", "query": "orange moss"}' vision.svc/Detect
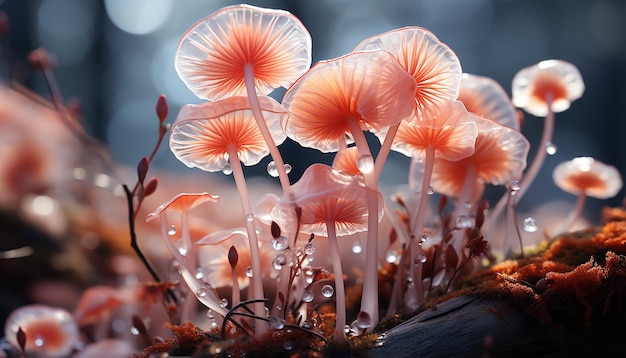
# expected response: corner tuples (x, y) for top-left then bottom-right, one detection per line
(470, 206), (626, 329)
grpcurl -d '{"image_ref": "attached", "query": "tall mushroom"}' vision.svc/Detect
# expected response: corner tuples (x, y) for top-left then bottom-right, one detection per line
(552, 157), (622, 235)
(380, 99), (478, 309)
(271, 163), (383, 343)
(169, 95), (288, 335)
(175, 4), (312, 191)
(282, 49), (416, 328)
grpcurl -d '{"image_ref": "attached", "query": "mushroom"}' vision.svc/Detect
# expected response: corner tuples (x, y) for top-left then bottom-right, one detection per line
(380, 99), (478, 309)
(4, 304), (79, 358)
(271, 163), (383, 342)
(352, 26), (462, 180)
(427, 116), (530, 255)
(175, 4), (312, 191)
(458, 73), (520, 130)
(146, 192), (220, 268)
(282, 49), (416, 327)
(511, 60), (585, 204)
(552, 157), (622, 235)
(168, 95), (287, 334)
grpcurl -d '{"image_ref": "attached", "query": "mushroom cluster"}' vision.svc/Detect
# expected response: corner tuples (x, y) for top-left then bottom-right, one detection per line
(6, 3), (623, 357)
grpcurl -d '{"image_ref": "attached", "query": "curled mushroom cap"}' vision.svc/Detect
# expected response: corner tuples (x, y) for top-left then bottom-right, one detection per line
(553, 157), (622, 199)
(428, 116), (530, 199)
(4, 304), (79, 358)
(282, 50), (417, 152)
(271, 163), (383, 237)
(332, 146), (361, 176)
(381, 100), (478, 161)
(353, 26), (462, 121)
(170, 96), (287, 171)
(146, 192), (220, 222)
(458, 73), (520, 130)
(512, 59), (584, 117)
(175, 4), (312, 100)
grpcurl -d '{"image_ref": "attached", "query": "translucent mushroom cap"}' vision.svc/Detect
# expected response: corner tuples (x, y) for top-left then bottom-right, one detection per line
(146, 192), (220, 222)
(4, 304), (79, 358)
(512, 59), (585, 117)
(458, 73), (520, 130)
(170, 96), (287, 171)
(553, 157), (622, 199)
(282, 50), (417, 152)
(271, 163), (383, 237)
(380, 99), (478, 161)
(175, 4), (312, 100)
(353, 26), (462, 121)
(427, 116), (530, 198)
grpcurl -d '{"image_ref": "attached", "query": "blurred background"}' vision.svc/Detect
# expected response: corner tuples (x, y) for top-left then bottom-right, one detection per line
(1, 0), (625, 216)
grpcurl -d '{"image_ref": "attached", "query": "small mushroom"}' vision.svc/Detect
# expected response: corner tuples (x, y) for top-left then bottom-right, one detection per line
(429, 116), (529, 255)
(552, 157), (622, 235)
(4, 304), (79, 358)
(384, 99), (478, 309)
(272, 163), (383, 342)
(511, 60), (585, 205)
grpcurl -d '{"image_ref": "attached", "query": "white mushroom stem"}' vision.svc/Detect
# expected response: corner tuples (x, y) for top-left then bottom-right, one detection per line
(226, 144), (267, 336)
(555, 191), (587, 236)
(375, 122), (400, 181)
(326, 220), (347, 343)
(347, 117), (380, 330)
(405, 146), (436, 310)
(515, 95), (555, 204)
(244, 64), (291, 192)
(451, 165), (478, 256)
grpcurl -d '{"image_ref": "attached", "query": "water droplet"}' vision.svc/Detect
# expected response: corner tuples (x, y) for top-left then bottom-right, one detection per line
(303, 242), (315, 255)
(272, 254), (287, 270)
(386, 250), (399, 264)
(511, 180), (521, 191)
(427, 186), (435, 195)
(245, 266), (253, 277)
(221, 163), (233, 175)
(268, 316), (285, 329)
(352, 241), (362, 254)
(177, 240), (187, 256)
(464, 201), (472, 209)
(267, 161), (279, 177)
(246, 213), (255, 222)
(272, 237), (288, 251)
(195, 268), (205, 280)
(523, 217), (538, 232)
(545, 141), (557, 155)
(321, 284), (334, 298)
(456, 215), (472, 229)
(206, 309), (214, 319)
(414, 253), (427, 265)
(210, 321), (218, 329)
(196, 287), (207, 297)
(419, 234), (429, 244)
(131, 327), (140, 335)
(284, 164), (292, 174)
(304, 268), (314, 284)
(301, 289), (314, 302)
(219, 298), (228, 308)
(356, 154), (374, 174)
(34, 337), (45, 346)
(167, 225), (177, 236)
